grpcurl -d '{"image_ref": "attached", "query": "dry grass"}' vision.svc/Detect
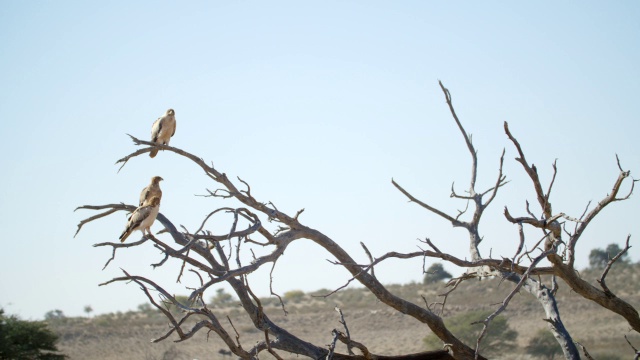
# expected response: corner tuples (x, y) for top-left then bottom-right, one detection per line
(51, 264), (640, 359)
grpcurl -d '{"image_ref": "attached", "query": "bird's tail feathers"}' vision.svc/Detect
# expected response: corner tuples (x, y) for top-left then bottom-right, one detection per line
(119, 229), (131, 243)
(149, 149), (158, 158)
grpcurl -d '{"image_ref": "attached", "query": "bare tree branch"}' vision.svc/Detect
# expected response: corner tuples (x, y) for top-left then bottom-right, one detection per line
(567, 162), (636, 266)
(439, 80), (478, 192)
(625, 335), (640, 360)
(76, 82), (638, 360)
(335, 307), (355, 356)
(504, 122), (552, 218)
(392, 178), (466, 228)
(598, 234), (632, 296)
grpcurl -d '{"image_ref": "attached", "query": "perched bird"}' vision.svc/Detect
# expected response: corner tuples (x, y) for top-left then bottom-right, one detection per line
(139, 176), (163, 206)
(119, 197), (161, 243)
(149, 108), (176, 158)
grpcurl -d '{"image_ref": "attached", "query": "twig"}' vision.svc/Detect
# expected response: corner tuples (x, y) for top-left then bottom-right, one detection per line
(327, 329), (340, 360)
(360, 242), (375, 277)
(334, 331), (373, 359)
(392, 178), (466, 228)
(473, 246), (555, 359)
(74, 208), (119, 237)
(482, 148), (508, 208)
(511, 222), (525, 271)
(543, 159), (558, 215)
(237, 176), (251, 197)
(95, 235), (149, 267)
(264, 330), (284, 360)
(176, 249), (190, 283)
(434, 273), (475, 315)
(504, 121), (552, 218)
(335, 307), (354, 355)
(576, 342), (595, 360)
(227, 316), (242, 347)
(423, 238), (443, 254)
(625, 335), (640, 360)
(598, 235), (632, 296)
(567, 157), (635, 266)
(269, 260), (288, 315)
(515, 233), (549, 265)
(439, 80), (478, 191)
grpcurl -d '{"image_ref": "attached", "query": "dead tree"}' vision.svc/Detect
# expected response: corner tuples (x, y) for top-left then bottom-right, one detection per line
(75, 83), (637, 360)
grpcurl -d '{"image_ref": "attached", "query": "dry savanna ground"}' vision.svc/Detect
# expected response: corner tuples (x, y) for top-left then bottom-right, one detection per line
(50, 265), (640, 360)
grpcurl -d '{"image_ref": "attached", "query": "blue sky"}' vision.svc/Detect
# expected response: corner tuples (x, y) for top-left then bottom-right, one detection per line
(1, 2), (638, 320)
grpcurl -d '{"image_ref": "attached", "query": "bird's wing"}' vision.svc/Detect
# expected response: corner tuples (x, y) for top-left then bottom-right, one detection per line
(139, 186), (150, 206)
(151, 117), (163, 143)
(120, 206), (145, 242)
(149, 117), (164, 157)
(127, 205), (153, 231)
(119, 214), (134, 242)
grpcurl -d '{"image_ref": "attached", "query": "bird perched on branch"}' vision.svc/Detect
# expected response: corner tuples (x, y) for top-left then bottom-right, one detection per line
(139, 176), (163, 206)
(149, 108), (176, 158)
(119, 197), (161, 243)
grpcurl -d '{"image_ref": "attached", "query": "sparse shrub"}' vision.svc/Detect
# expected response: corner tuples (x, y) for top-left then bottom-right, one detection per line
(423, 310), (517, 356)
(588, 243), (629, 268)
(162, 295), (193, 313)
(0, 308), (68, 359)
(423, 263), (452, 284)
(526, 329), (561, 359)
(210, 288), (235, 307)
(93, 316), (113, 327)
(138, 303), (158, 316)
(309, 288), (332, 296)
(44, 309), (66, 322)
(339, 288), (370, 307)
(161, 345), (183, 360)
(284, 290), (306, 303)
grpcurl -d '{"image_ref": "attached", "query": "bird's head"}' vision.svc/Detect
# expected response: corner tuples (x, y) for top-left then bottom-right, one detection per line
(166, 109), (175, 116)
(151, 176), (164, 184)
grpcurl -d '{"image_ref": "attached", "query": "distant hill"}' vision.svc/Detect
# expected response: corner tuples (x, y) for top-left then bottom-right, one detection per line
(50, 264), (640, 359)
